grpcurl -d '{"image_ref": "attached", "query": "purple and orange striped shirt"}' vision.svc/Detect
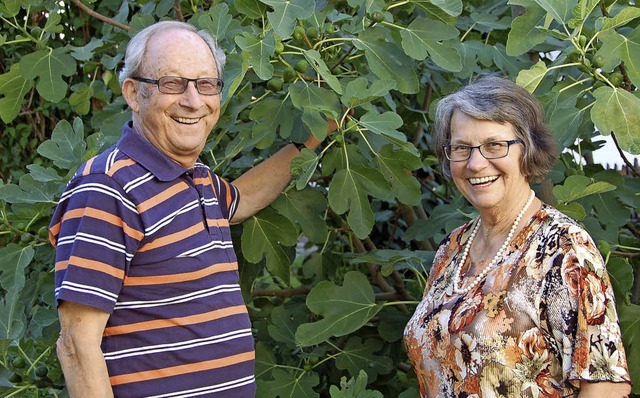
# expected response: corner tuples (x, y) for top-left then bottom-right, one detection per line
(50, 122), (256, 397)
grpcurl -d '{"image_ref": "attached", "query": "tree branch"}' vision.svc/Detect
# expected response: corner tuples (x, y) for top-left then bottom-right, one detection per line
(70, 0), (130, 32)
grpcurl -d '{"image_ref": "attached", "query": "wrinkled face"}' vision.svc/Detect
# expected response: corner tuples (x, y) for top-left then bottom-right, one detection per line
(449, 110), (530, 215)
(122, 29), (221, 168)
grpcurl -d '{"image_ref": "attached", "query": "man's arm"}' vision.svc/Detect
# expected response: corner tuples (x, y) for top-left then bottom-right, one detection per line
(578, 381), (631, 397)
(231, 122), (337, 224)
(57, 301), (113, 398)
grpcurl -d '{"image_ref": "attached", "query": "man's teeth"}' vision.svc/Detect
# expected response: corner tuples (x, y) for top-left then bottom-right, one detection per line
(469, 176), (498, 185)
(175, 117), (200, 124)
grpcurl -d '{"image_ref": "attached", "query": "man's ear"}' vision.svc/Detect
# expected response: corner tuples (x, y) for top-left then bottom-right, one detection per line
(122, 79), (140, 112)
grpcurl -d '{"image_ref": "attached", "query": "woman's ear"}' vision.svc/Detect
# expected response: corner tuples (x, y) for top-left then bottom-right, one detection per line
(121, 79), (140, 112)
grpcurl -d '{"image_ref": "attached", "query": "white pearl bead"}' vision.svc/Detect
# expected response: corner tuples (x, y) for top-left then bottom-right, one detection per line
(452, 190), (535, 295)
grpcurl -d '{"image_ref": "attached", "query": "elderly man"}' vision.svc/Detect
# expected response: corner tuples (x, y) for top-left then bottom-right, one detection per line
(49, 21), (327, 397)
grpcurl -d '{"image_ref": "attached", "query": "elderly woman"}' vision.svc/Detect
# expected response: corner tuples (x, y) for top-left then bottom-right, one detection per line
(404, 77), (631, 398)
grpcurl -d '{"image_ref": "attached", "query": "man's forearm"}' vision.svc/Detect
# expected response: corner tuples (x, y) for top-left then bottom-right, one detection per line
(57, 332), (113, 397)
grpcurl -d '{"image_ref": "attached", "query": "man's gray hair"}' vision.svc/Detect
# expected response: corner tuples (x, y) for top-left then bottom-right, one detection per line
(118, 20), (226, 88)
(432, 76), (557, 182)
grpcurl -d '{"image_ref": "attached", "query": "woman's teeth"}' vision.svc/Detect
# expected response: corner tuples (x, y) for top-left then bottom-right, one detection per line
(469, 176), (498, 185)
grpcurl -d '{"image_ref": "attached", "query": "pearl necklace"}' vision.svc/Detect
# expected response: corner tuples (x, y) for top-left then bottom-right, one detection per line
(452, 190), (536, 295)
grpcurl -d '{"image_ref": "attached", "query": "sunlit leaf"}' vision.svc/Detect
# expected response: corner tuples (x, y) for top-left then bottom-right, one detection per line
(591, 86), (640, 154)
(234, 0), (267, 19)
(599, 7), (640, 31)
(516, 61), (547, 93)
(553, 175), (617, 203)
(531, 0), (577, 24)
(0, 64), (32, 124)
(506, 3), (548, 56)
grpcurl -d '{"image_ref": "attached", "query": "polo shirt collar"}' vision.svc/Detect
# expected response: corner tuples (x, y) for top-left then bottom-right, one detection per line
(117, 121), (193, 181)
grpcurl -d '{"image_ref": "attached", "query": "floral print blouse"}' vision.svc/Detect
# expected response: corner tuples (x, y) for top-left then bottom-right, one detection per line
(404, 204), (630, 398)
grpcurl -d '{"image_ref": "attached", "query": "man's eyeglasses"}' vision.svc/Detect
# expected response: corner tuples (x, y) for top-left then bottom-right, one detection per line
(132, 76), (224, 96)
(443, 139), (524, 162)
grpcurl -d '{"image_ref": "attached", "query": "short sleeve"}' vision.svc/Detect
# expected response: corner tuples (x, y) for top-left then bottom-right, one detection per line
(49, 173), (143, 313)
(208, 170), (240, 221)
(543, 224), (630, 389)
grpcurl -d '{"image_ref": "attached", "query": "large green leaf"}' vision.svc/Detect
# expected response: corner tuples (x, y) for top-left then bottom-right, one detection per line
(399, 17), (461, 72)
(296, 271), (384, 346)
(197, 3), (233, 41)
(0, 244), (33, 292)
(37, 118), (86, 170)
(0, 243), (31, 342)
(409, 0), (463, 17)
(591, 87), (640, 154)
(375, 145), (422, 206)
(235, 31), (275, 81)
(290, 148), (320, 189)
(329, 370), (383, 398)
(531, 0), (577, 24)
(0, 288), (26, 341)
(289, 81), (342, 117)
(506, 3), (548, 56)
(355, 28), (419, 94)
(260, 0), (315, 38)
(0, 63), (32, 124)
(599, 7), (640, 32)
(304, 50), (342, 95)
(618, 303), (640, 393)
(267, 306), (307, 346)
(250, 97), (296, 144)
(19, 48), (76, 102)
(516, 61), (548, 93)
(261, 369), (320, 398)
(234, 0), (267, 19)
(69, 38), (104, 61)
(359, 111), (405, 140)
(552, 175), (617, 203)
(272, 189), (328, 243)
(538, 84), (585, 149)
(69, 82), (94, 115)
(328, 166), (391, 239)
(241, 207), (298, 284)
(0, 174), (62, 204)
(341, 78), (395, 109)
(403, 195), (471, 243)
(567, 0), (599, 28)
(335, 336), (394, 382)
(595, 27), (640, 87)
(607, 256), (634, 305)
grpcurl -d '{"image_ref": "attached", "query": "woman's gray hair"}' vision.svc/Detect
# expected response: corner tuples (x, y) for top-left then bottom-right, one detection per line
(118, 20), (226, 88)
(432, 76), (557, 182)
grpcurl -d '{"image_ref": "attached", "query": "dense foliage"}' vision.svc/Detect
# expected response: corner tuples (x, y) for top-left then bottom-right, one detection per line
(1, 0), (639, 396)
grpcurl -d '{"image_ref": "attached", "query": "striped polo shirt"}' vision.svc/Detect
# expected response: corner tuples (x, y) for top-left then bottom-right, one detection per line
(49, 122), (256, 397)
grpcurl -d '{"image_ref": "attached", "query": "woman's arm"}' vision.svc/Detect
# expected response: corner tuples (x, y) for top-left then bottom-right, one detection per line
(578, 380), (631, 397)
(57, 301), (113, 398)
